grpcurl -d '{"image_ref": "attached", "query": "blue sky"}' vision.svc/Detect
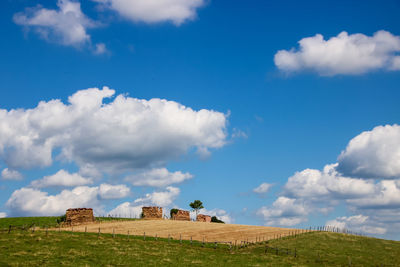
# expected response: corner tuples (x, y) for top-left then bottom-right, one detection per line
(1, 0), (400, 240)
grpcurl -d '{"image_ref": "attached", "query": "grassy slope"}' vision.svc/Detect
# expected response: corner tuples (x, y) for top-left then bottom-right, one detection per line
(0, 226), (399, 266)
(0, 216), (137, 229)
(0, 217), (61, 229)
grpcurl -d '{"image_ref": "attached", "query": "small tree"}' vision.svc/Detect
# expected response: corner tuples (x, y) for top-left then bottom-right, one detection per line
(189, 200), (204, 217)
(211, 216), (224, 224)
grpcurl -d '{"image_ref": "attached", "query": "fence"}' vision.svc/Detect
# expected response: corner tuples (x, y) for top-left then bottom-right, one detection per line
(1, 222), (365, 251)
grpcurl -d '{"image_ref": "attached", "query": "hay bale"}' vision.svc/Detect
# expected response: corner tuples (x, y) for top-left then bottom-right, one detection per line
(172, 209), (190, 221)
(196, 214), (211, 222)
(66, 208), (95, 226)
(142, 207), (163, 219)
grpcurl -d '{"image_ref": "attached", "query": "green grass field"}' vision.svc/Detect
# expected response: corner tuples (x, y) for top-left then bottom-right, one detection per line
(0, 216), (137, 230)
(1, 217), (399, 266)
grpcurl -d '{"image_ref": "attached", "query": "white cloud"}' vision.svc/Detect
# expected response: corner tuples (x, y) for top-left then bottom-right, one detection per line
(274, 30), (400, 76)
(13, 0), (101, 49)
(1, 168), (22, 181)
(347, 180), (400, 209)
(0, 87), (227, 175)
(93, 43), (108, 55)
(108, 186), (181, 217)
(391, 56), (400, 70)
(257, 125), (400, 236)
(125, 168), (193, 187)
(283, 164), (375, 200)
(107, 202), (143, 218)
(99, 183), (130, 199)
(0, 212), (6, 218)
(257, 197), (308, 226)
(253, 182), (272, 194)
(30, 169), (93, 188)
(337, 124), (400, 179)
(134, 186), (180, 207)
(231, 128), (248, 139)
(79, 163), (103, 179)
(6, 183), (130, 216)
(326, 215), (387, 235)
(93, 0), (206, 25)
(6, 186), (102, 216)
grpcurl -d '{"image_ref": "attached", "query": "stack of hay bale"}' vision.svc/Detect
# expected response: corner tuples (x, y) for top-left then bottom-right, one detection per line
(172, 209), (190, 221)
(142, 207), (163, 219)
(65, 208), (95, 225)
(196, 214), (211, 222)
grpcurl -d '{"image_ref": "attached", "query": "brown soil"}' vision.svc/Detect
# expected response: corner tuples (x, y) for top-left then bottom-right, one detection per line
(59, 220), (298, 243)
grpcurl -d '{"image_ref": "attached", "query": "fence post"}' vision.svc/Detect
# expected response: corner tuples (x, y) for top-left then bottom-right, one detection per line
(202, 237), (205, 247)
(180, 234), (182, 244)
(46, 226), (48, 236)
(128, 230), (130, 240)
(294, 248), (297, 258)
(85, 226), (87, 233)
(214, 242), (217, 249)
(113, 228), (115, 238)
(190, 236), (192, 245)
(143, 232), (146, 241)
(155, 234), (157, 241)
(98, 227), (100, 238)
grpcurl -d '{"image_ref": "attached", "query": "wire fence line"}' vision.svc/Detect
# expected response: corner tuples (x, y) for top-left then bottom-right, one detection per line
(1, 223), (372, 266)
(1, 222), (366, 251)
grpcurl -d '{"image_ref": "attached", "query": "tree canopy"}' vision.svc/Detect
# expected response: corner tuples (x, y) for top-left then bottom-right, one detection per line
(189, 200), (204, 216)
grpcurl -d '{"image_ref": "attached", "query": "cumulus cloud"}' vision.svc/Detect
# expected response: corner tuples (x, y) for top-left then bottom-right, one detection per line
(347, 180), (400, 209)
(337, 124), (400, 179)
(30, 169), (93, 188)
(107, 202), (143, 218)
(13, 0), (102, 49)
(98, 183), (130, 199)
(253, 182), (272, 194)
(257, 197), (308, 226)
(125, 168), (193, 187)
(257, 164), (400, 234)
(1, 168), (22, 181)
(6, 186), (102, 216)
(274, 30), (400, 76)
(326, 215), (387, 235)
(6, 183), (130, 216)
(93, 0), (206, 25)
(0, 87), (227, 175)
(283, 164), (375, 201)
(257, 125), (400, 236)
(108, 186), (181, 217)
(257, 162), (396, 229)
(134, 186), (180, 207)
(254, 122), (400, 238)
(0, 212), (6, 218)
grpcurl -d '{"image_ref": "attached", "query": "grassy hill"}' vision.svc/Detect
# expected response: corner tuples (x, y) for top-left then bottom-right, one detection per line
(0, 216), (137, 229)
(1, 217), (399, 266)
